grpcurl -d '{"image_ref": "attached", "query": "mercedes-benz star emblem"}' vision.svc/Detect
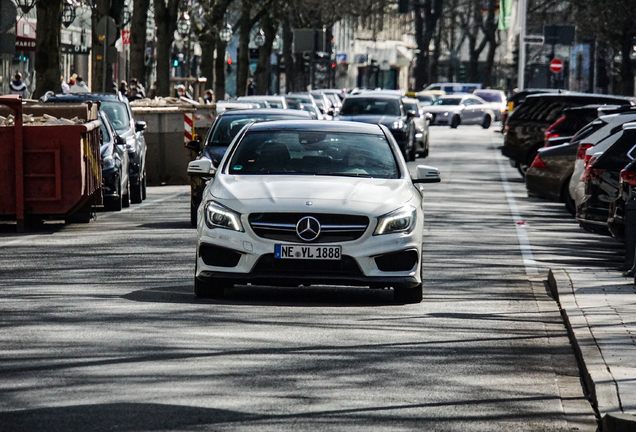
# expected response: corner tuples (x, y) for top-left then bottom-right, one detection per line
(296, 216), (321, 242)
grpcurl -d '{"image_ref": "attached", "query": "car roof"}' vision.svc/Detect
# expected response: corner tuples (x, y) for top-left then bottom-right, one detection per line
(45, 93), (125, 103)
(344, 94), (402, 100)
(247, 119), (385, 134)
(474, 89), (504, 93)
(524, 92), (633, 104)
(218, 108), (311, 117)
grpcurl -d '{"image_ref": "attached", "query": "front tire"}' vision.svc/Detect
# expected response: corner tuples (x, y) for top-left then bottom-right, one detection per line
(393, 283), (423, 304)
(122, 179), (131, 208)
(130, 178), (143, 204)
(194, 263), (229, 299)
(450, 115), (460, 129)
(481, 115), (491, 129)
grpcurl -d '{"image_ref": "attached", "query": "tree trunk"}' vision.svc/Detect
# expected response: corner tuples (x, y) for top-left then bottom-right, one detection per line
(282, 13), (295, 93)
(413, 0), (443, 90)
(214, 36), (227, 101)
(130, 0), (150, 88)
(254, 15), (277, 95)
(620, 36), (635, 96)
(153, 0), (179, 97)
(200, 34), (215, 85)
(236, 2), (252, 97)
(33, 0), (63, 99)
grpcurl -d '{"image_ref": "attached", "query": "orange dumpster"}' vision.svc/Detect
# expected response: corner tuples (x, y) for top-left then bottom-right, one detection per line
(0, 95), (103, 231)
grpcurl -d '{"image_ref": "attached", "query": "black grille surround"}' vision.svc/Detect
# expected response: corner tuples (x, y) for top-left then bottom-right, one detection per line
(248, 213), (369, 243)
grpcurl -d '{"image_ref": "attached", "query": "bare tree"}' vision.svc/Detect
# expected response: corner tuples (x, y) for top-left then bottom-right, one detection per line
(413, 0), (444, 90)
(33, 0), (64, 98)
(153, 0), (180, 96)
(130, 0), (151, 88)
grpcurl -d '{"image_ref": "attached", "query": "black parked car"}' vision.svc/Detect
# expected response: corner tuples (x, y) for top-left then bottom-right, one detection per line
(44, 93), (148, 203)
(525, 115), (608, 214)
(610, 158), (636, 241)
(502, 93), (633, 176)
(186, 108), (312, 226)
(337, 95), (418, 161)
(577, 123), (636, 234)
(99, 111), (130, 211)
(402, 97), (431, 158)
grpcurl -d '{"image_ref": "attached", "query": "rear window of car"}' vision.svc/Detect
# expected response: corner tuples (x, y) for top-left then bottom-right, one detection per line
(474, 92), (504, 102)
(227, 130), (399, 179)
(207, 114), (307, 146)
(595, 130), (634, 171)
(433, 98), (462, 106)
(340, 98), (401, 116)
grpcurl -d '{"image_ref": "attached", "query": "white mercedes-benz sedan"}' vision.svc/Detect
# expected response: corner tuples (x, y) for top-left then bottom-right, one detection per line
(187, 120), (441, 303)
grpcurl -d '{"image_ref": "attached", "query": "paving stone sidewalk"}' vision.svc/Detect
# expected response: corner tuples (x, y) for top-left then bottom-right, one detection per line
(549, 268), (636, 431)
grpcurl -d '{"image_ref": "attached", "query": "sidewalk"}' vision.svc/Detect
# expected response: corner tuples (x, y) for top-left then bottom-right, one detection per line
(548, 268), (636, 431)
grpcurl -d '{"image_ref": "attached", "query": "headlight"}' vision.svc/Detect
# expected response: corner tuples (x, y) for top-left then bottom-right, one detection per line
(374, 206), (417, 235)
(102, 155), (115, 170)
(204, 201), (244, 232)
(390, 120), (407, 130)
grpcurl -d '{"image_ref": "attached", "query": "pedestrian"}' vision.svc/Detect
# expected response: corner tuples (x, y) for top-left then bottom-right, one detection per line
(247, 78), (255, 95)
(69, 73), (77, 87)
(203, 89), (214, 104)
(119, 80), (128, 96)
(9, 72), (29, 99)
(61, 76), (70, 94)
(130, 78), (145, 98)
(69, 76), (89, 93)
(127, 86), (142, 101)
(176, 84), (192, 99)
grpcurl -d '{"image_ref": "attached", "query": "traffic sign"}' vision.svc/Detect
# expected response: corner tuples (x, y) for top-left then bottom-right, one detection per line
(549, 58), (563, 74)
(96, 16), (118, 46)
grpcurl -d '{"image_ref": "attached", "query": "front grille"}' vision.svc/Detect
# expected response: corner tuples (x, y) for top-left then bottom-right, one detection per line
(252, 254), (363, 276)
(248, 213), (369, 243)
(374, 250), (418, 272)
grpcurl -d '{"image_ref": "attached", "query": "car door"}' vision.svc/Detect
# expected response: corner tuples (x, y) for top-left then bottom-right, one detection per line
(461, 98), (477, 123)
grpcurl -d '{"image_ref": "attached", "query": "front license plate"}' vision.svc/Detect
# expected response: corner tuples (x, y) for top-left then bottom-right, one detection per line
(275, 244), (341, 260)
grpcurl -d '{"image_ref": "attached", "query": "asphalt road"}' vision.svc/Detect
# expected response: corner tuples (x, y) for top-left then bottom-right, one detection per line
(0, 126), (599, 431)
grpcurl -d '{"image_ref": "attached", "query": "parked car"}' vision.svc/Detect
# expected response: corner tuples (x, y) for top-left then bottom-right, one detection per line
(237, 96), (288, 109)
(44, 92), (148, 203)
(285, 93), (323, 119)
(402, 97), (431, 158)
(502, 88), (561, 127)
(501, 93), (633, 176)
(99, 111), (130, 211)
(473, 89), (507, 121)
(422, 94), (494, 129)
(187, 120), (441, 303)
(524, 116), (607, 214)
(609, 157), (636, 241)
(186, 108), (312, 226)
(570, 108), (636, 207)
(577, 123), (636, 234)
(424, 83), (482, 94)
(336, 94), (418, 161)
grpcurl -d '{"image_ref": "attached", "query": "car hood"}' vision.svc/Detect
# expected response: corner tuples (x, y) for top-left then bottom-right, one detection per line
(337, 115), (400, 127)
(208, 175), (415, 215)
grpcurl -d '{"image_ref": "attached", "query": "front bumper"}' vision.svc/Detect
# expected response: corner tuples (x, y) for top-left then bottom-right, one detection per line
(196, 210), (423, 289)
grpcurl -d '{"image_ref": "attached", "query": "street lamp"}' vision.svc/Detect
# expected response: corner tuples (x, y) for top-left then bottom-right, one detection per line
(15, 0), (37, 13)
(61, 0), (76, 28)
(219, 24), (233, 43)
(254, 29), (265, 47)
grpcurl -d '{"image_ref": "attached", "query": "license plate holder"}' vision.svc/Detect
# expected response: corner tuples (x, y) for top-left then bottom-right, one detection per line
(274, 244), (342, 260)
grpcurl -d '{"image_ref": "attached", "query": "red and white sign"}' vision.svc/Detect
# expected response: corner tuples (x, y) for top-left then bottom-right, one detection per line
(184, 113), (194, 147)
(121, 30), (130, 45)
(549, 57), (563, 74)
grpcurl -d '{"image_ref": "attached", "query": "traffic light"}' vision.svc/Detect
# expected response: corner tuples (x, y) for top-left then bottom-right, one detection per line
(226, 58), (232, 74)
(512, 47), (519, 70)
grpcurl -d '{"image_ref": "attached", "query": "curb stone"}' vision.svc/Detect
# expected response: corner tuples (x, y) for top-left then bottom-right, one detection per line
(548, 269), (636, 431)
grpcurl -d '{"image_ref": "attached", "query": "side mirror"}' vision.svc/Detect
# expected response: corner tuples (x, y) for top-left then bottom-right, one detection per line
(413, 165), (441, 183)
(406, 109), (418, 118)
(115, 135), (126, 146)
(187, 158), (216, 177)
(186, 139), (201, 152)
(425, 113), (433, 121)
(328, 107), (335, 116)
(135, 120), (147, 132)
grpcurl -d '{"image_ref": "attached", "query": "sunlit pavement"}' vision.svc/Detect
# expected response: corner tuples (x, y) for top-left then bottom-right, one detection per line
(0, 128), (599, 431)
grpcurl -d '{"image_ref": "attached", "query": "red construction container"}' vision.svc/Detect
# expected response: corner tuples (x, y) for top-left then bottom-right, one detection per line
(0, 95), (103, 231)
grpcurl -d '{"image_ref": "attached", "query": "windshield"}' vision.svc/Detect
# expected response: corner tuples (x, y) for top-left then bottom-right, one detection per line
(433, 98), (462, 106)
(99, 117), (111, 142)
(99, 101), (131, 132)
(228, 130), (399, 178)
(207, 115), (306, 146)
(475, 92), (503, 103)
(340, 98), (401, 116)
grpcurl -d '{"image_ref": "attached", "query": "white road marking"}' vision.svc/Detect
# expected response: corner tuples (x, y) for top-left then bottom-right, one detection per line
(496, 155), (539, 276)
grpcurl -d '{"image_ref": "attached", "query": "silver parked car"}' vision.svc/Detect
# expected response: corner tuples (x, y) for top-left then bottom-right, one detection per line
(422, 94), (495, 129)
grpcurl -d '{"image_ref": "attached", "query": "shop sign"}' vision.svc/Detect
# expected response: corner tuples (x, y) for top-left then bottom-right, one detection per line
(61, 44), (90, 54)
(122, 30), (130, 45)
(16, 36), (36, 51)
